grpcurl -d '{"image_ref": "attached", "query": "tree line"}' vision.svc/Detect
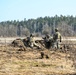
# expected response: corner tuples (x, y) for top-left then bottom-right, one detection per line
(0, 15), (76, 37)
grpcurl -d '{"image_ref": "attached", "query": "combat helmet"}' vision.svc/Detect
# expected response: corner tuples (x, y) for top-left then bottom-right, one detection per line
(55, 28), (58, 32)
(30, 34), (34, 37)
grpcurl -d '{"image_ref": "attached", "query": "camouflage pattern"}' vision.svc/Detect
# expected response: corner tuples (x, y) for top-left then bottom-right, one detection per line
(53, 28), (61, 49)
(29, 34), (40, 49)
(43, 34), (53, 49)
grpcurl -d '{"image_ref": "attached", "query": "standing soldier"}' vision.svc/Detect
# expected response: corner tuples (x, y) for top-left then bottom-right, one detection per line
(53, 28), (62, 49)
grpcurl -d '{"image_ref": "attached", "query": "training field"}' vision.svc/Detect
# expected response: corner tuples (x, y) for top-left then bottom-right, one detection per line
(0, 37), (76, 75)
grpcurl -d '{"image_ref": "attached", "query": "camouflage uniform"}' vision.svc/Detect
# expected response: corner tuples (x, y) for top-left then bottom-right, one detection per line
(44, 34), (52, 49)
(53, 28), (61, 49)
(29, 34), (40, 49)
(45, 34), (50, 42)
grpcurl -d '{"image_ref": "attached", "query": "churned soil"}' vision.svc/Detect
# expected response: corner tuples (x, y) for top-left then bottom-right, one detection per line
(0, 45), (76, 75)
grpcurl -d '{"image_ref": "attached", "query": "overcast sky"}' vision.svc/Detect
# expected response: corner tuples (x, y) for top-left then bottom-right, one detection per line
(0, 0), (76, 22)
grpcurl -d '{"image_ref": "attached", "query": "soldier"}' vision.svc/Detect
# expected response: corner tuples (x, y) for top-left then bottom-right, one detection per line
(44, 34), (52, 49)
(29, 34), (41, 49)
(45, 34), (50, 42)
(29, 34), (34, 48)
(53, 28), (62, 49)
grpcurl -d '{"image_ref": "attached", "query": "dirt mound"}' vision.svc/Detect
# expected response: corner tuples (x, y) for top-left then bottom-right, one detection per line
(11, 38), (26, 51)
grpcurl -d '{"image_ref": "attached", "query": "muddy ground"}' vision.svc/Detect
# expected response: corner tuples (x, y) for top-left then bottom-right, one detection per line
(0, 45), (76, 75)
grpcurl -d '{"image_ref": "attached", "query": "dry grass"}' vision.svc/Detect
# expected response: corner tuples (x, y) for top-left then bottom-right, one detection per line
(0, 45), (76, 75)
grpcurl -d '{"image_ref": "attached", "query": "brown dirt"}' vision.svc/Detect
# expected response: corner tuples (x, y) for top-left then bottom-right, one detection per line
(0, 45), (76, 75)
